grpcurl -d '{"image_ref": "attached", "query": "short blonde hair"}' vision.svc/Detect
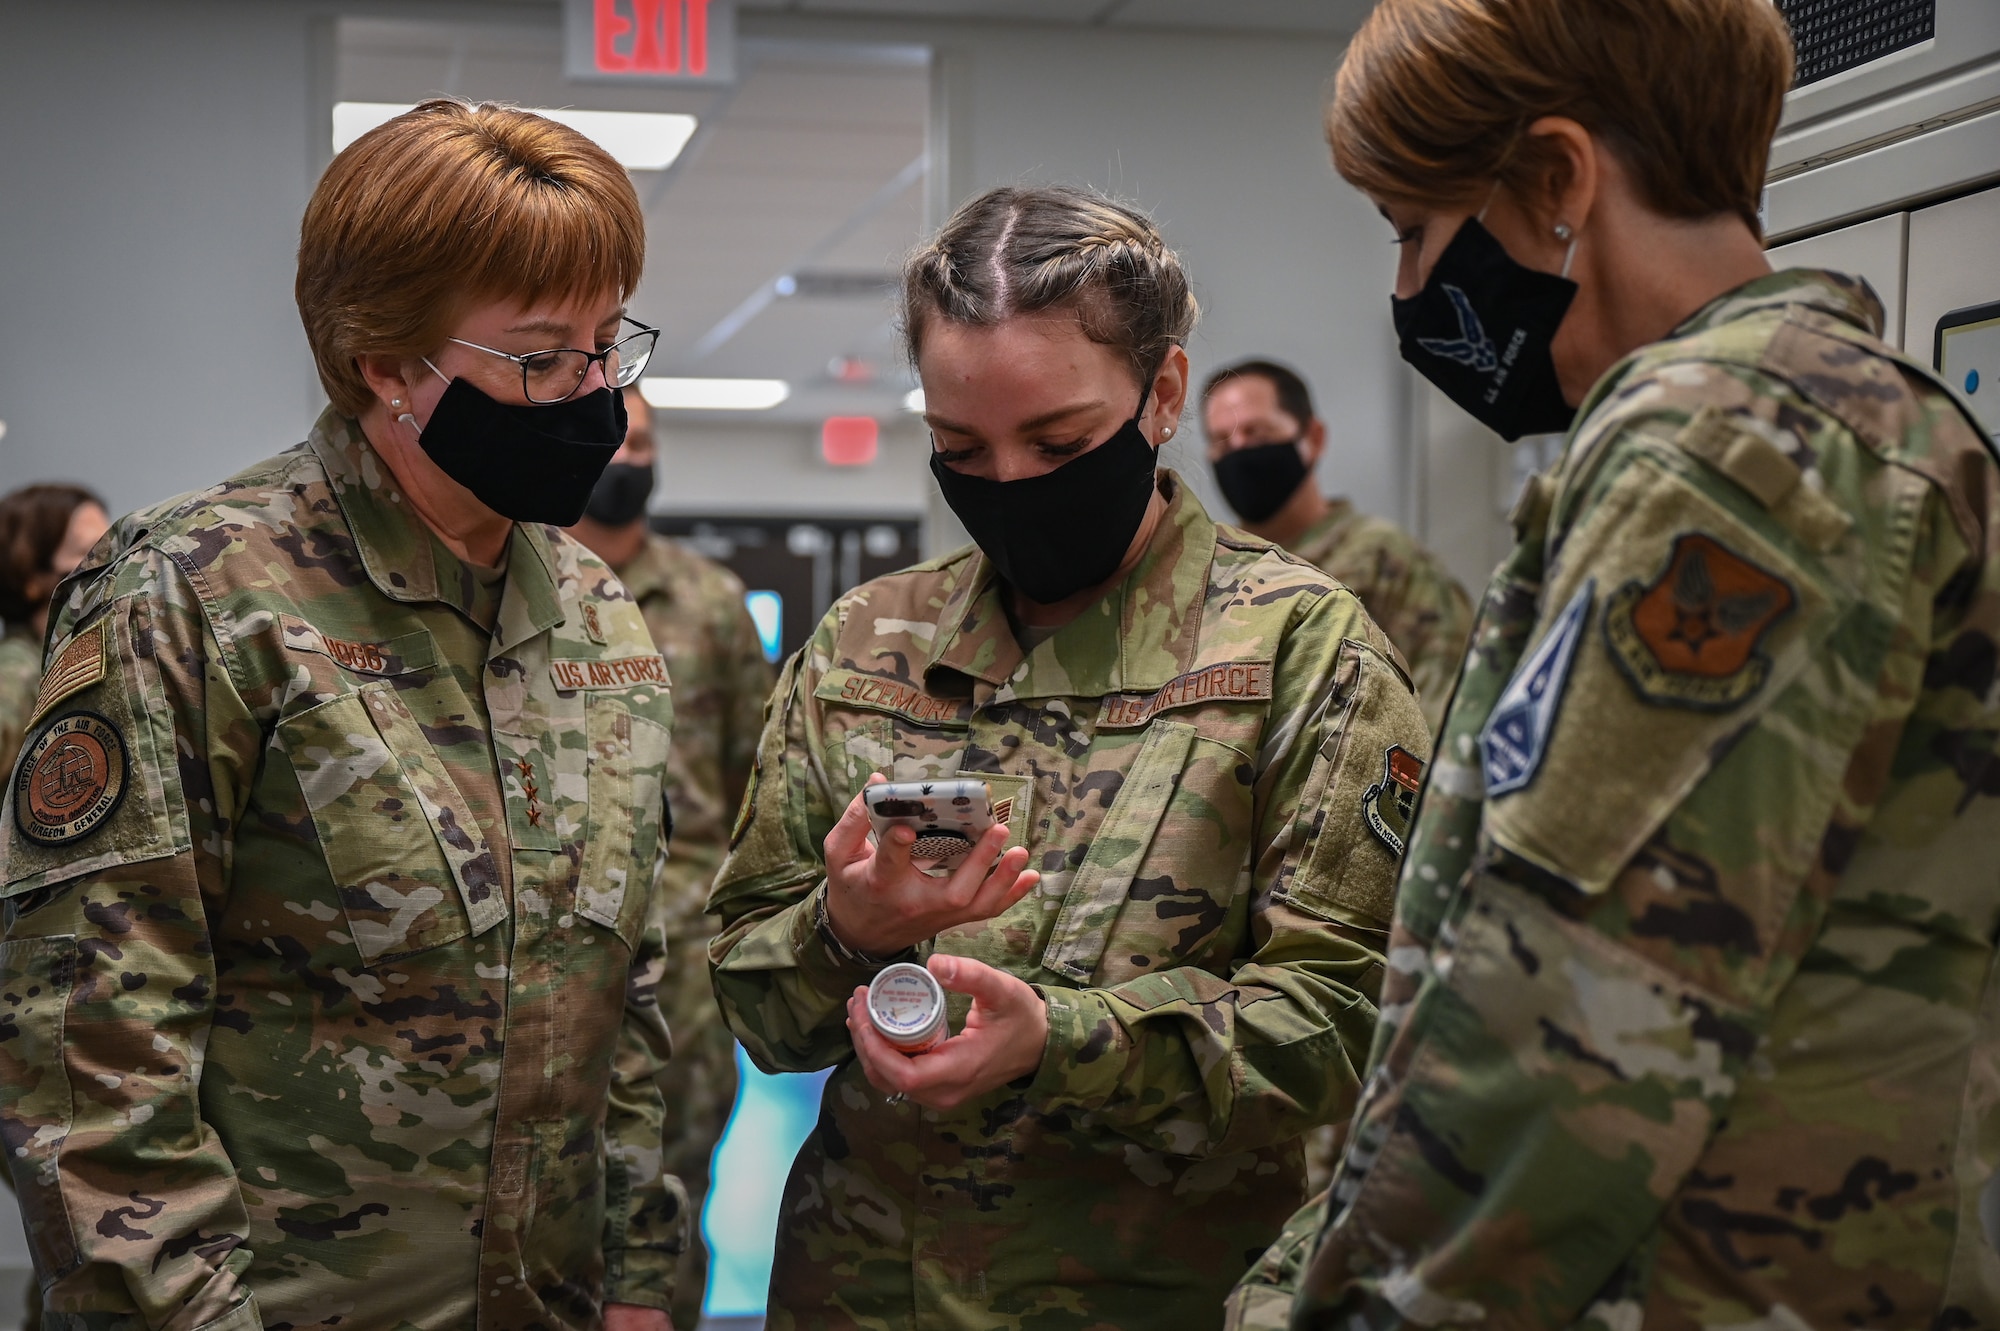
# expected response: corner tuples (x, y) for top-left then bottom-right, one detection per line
(901, 185), (1198, 387)
(297, 99), (646, 416)
(1329, 0), (1793, 236)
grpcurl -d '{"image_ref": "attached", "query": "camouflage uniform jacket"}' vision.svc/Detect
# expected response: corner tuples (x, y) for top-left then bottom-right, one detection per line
(710, 471), (1431, 1329)
(0, 410), (686, 1331)
(1287, 502), (1473, 736)
(617, 531), (771, 1326)
(1268, 269), (2000, 1331)
(0, 625), (41, 787)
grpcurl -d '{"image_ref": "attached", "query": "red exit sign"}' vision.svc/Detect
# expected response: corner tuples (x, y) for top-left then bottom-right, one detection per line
(563, 0), (737, 85)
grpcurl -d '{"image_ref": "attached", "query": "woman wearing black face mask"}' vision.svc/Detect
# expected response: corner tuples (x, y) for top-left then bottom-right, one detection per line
(1232, 1), (2000, 1329)
(708, 185), (1431, 1328)
(0, 100), (687, 1331)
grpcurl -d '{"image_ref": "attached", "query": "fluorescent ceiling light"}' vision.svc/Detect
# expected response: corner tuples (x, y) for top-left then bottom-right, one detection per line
(640, 377), (790, 411)
(332, 102), (697, 171)
(902, 388), (926, 413)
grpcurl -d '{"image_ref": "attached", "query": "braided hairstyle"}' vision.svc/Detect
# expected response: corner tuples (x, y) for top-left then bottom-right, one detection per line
(901, 185), (1198, 388)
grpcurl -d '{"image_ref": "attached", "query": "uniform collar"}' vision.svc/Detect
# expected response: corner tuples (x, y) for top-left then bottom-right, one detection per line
(611, 531), (674, 604)
(306, 408), (564, 649)
(925, 469), (1213, 701)
(1288, 497), (1357, 555)
(1672, 268), (1886, 342)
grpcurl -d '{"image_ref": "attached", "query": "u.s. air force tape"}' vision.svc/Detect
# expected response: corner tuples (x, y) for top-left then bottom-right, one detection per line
(14, 710), (129, 847)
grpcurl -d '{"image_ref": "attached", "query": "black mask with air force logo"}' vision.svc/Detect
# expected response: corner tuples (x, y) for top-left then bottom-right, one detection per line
(1391, 216), (1578, 442)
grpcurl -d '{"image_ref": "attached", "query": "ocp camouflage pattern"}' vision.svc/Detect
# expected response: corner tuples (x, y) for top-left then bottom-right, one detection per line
(1257, 270), (2000, 1330)
(617, 530), (771, 1328)
(1287, 500), (1473, 736)
(0, 410), (687, 1330)
(709, 472), (1431, 1329)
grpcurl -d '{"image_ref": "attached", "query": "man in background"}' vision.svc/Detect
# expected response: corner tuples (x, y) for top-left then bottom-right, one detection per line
(1204, 359), (1472, 733)
(570, 386), (775, 1328)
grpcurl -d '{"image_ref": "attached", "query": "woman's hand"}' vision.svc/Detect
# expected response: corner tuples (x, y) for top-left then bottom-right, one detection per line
(821, 776), (1040, 958)
(604, 1303), (672, 1331)
(845, 954), (1050, 1112)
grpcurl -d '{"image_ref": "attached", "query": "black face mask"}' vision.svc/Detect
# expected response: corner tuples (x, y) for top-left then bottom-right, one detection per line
(1392, 217), (1578, 442)
(930, 397), (1158, 606)
(583, 461), (655, 528)
(1212, 439), (1310, 524)
(411, 379), (627, 525)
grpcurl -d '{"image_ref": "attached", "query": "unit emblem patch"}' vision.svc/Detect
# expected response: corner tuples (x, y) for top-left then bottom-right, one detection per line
(1361, 745), (1425, 856)
(15, 711), (128, 846)
(1605, 533), (1795, 710)
(1481, 579), (1593, 797)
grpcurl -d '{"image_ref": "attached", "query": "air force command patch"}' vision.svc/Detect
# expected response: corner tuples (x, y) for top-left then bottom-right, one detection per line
(15, 710), (129, 846)
(1605, 532), (1795, 710)
(1361, 745), (1426, 856)
(1481, 579), (1593, 797)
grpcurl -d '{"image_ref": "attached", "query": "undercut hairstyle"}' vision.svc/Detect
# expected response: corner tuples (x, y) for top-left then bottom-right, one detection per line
(901, 185), (1199, 387)
(1328, 0), (1793, 236)
(297, 98), (646, 417)
(1202, 359), (1316, 429)
(0, 483), (104, 626)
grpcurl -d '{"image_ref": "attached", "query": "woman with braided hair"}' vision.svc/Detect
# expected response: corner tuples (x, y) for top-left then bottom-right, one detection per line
(709, 183), (1428, 1327)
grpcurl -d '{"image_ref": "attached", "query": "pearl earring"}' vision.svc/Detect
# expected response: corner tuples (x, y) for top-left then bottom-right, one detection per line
(1553, 222), (1574, 242)
(1162, 425), (1175, 439)
(391, 398), (403, 409)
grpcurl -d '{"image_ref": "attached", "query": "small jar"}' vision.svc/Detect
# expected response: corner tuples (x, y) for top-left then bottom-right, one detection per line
(867, 962), (947, 1053)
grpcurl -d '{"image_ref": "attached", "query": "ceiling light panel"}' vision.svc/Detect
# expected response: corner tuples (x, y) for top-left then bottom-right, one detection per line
(640, 377), (791, 411)
(331, 102), (697, 170)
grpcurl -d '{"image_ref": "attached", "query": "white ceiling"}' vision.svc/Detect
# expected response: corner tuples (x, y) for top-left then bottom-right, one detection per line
(738, 0), (1377, 36)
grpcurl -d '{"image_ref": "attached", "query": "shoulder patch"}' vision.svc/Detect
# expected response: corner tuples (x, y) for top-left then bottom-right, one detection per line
(14, 710), (129, 846)
(1604, 533), (1795, 711)
(1361, 745), (1425, 856)
(28, 621), (105, 725)
(1482, 579), (1593, 797)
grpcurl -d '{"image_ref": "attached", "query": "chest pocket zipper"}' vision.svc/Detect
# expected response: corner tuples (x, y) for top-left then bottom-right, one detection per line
(1040, 720), (1197, 983)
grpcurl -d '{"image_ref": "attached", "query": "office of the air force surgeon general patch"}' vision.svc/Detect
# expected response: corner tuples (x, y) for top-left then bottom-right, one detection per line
(1361, 745), (1425, 856)
(14, 710), (128, 847)
(1605, 532), (1795, 711)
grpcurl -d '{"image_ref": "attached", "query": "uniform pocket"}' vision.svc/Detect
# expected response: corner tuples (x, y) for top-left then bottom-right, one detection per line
(0, 936), (79, 1282)
(576, 696), (671, 951)
(1040, 721), (1199, 983)
(1279, 639), (1416, 929)
(279, 685), (504, 965)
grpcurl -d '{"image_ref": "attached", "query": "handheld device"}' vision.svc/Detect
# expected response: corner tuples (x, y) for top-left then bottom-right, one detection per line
(863, 779), (998, 861)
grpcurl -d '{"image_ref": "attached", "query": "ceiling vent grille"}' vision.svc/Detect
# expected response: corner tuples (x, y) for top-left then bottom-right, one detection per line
(1780, 0), (1936, 87)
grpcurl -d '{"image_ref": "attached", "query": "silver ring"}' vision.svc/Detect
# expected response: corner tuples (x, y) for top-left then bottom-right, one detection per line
(885, 1092), (906, 1105)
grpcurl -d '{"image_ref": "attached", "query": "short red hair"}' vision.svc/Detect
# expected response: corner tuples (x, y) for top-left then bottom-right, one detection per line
(296, 99), (646, 416)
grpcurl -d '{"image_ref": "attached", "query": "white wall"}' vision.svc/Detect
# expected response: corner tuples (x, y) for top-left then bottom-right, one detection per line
(752, 11), (1402, 525)
(0, 0), (324, 516)
(0, 3), (1404, 538)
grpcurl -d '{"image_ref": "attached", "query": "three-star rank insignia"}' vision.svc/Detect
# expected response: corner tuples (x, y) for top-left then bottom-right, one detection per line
(15, 710), (128, 846)
(1605, 533), (1795, 711)
(1362, 745), (1425, 856)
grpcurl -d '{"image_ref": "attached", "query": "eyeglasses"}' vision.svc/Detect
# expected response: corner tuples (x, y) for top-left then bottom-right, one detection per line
(446, 316), (661, 404)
